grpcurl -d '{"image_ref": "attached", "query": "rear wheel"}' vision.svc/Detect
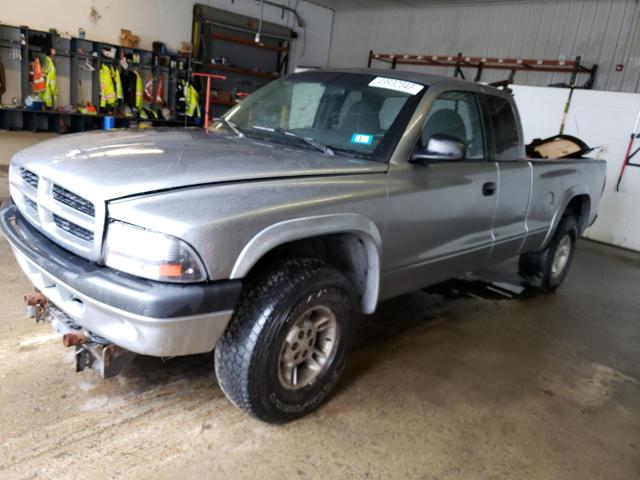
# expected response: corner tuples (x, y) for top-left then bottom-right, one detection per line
(519, 216), (578, 293)
(214, 258), (356, 423)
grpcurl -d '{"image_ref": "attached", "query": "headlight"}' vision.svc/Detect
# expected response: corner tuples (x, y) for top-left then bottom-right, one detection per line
(104, 221), (206, 282)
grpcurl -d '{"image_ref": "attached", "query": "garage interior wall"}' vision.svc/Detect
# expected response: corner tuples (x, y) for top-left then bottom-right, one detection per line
(513, 86), (640, 252)
(0, 0), (334, 104)
(328, 0), (640, 92)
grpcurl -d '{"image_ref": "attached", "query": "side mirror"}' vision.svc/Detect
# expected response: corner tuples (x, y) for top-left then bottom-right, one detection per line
(410, 134), (467, 163)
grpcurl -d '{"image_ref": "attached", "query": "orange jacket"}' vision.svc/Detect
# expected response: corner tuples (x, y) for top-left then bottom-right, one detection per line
(32, 58), (45, 93)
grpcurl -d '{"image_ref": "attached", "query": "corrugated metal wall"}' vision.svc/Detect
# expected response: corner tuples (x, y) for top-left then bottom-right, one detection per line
(328, 0), (640, 92)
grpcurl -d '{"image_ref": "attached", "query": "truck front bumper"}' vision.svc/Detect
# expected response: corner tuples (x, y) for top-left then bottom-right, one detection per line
(1, 201), (242, 357)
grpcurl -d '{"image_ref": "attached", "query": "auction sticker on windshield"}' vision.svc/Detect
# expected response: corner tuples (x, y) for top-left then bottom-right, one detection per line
(369, 77), (424, 95)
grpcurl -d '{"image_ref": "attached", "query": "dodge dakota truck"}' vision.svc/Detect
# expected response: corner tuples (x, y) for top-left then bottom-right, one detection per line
(1, 69), (606, 423)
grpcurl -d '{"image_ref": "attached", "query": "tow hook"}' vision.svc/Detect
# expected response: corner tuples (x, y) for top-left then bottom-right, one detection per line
(72, 342), (136, 379)
(24, 290), (48, 322)
(62, 332), (90, 347)
(25, 296), (137, 378)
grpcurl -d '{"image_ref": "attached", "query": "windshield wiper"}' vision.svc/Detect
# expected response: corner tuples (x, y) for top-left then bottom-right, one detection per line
(250, 125), (334, 156)
(330, 146), (371, 160)
(214, 117), (245, 138)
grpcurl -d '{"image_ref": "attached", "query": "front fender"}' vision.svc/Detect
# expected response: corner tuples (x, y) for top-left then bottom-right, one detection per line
(107, 174), (388, 295)
(230, 213), (383, 313)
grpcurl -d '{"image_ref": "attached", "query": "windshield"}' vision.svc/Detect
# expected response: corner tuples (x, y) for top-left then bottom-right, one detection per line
(218, 72), (426, 162)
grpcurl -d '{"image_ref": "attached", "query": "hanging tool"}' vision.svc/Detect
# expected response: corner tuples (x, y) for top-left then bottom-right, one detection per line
(559, 56), (584, 135)
(615, 110), (640, 191)
(559, 85), (576, 135)
(558, 85), (575, 135)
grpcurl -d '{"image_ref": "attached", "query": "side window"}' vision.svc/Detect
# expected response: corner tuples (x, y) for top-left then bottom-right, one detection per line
(483, 94), (520, 160)
(419, 91), (485, 160)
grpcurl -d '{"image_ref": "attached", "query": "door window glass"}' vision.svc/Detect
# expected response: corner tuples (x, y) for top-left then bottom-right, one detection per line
(419, 91), (485, 159)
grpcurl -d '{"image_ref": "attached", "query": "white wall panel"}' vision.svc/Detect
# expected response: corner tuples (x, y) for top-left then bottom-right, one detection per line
(329, 0), (640, 93)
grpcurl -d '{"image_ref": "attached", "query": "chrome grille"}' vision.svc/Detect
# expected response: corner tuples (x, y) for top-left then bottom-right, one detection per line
(9, 163), (105, 261)
(19, 167), (39, 189)
(52, 185), (95, 217)
(25, 198), (38, 211)
(53, 214), (94, 242)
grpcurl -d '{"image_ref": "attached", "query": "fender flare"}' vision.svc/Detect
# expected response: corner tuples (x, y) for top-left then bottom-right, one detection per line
(541, 186), (591, 249)
(230, 213), (383, 314)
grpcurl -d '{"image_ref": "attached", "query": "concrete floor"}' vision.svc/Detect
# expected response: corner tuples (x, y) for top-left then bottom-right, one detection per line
(0, 132), (639, 479)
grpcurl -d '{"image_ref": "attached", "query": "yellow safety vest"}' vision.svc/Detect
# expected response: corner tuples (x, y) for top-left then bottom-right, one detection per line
(111, 66), (123, 102)
(39, 56), (58, 108)
(134, 70), (143, 109)
(186, 82), (200, 118)
(100, 64), (117, 108)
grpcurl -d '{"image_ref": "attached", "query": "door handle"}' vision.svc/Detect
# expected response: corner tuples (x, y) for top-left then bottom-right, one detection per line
(482, 182), (497, 196)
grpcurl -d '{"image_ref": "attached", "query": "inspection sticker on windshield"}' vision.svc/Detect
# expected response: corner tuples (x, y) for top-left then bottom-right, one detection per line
(351, 133), (374, 145)
(369, 77), (424, 95)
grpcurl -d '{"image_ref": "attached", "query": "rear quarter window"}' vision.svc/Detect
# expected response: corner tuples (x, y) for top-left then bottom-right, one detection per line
(483, 94), (520, 160)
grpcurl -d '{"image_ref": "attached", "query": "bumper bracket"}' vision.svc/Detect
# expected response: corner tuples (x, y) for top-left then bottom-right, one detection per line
(75, 343), (137, 379)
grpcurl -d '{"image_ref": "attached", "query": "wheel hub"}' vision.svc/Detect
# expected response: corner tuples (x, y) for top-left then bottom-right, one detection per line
(278, 305), (338, 390)
(551, 234), (572, 278)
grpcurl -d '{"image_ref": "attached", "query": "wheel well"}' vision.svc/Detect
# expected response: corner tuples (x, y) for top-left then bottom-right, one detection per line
(245, 233), (379, 314)
(563, 194), (591, 234)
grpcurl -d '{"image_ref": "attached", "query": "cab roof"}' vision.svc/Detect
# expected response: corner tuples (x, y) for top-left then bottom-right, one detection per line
(287, 67), (512, 98)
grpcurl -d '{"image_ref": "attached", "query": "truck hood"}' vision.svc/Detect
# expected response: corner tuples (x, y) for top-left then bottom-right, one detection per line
(11, 128), (387, 201)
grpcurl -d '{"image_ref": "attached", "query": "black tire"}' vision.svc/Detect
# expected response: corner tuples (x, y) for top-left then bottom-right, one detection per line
(519, 215), (578, 293)
(214, 257), (356, 423)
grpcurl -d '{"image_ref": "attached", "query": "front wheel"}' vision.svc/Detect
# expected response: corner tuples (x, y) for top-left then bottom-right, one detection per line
(214, 258), (356, 423)
(519, 216), (578, 293)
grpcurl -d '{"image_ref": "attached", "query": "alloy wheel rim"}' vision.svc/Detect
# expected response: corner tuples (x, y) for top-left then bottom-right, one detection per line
(551, 234), (572, 278)
(278, 305), (339, 390)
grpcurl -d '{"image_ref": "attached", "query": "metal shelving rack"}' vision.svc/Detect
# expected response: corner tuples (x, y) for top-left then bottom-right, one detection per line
(368, 50), (599, 89)
(194, 29), (289, 113)
(191, 4), (295, 116)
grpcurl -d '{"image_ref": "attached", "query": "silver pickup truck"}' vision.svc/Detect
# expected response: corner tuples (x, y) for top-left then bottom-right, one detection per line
(1, 69), (606, 422)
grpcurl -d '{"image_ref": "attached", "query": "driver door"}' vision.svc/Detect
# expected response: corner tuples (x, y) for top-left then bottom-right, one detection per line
(381, 90), (498, 300)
